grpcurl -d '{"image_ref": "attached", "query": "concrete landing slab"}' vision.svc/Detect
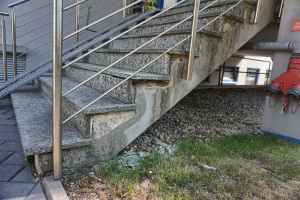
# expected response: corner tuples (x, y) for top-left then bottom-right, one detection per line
(11, 85), (92, 156)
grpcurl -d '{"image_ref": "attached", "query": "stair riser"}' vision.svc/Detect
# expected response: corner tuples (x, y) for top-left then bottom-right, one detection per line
(39, 79), (91, 138)
(64, 66), (133, 104)
(129, 17), (224, 35)
(88, 52), (171, 75)
(144, 2), (244, 26)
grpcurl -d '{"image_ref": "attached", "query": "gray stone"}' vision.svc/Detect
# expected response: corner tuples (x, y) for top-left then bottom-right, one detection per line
(2, 152), (27, 165)
(0, 119), (16, 126)
(0, 182), (36, 200)
(0, 164), (23, 181)
(42, 176), (68, 200)
(11, 88), (92, 156)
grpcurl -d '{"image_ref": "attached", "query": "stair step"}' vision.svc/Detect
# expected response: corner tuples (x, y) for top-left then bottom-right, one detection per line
(38, 76), (135, 137)
(144, 0), (247, 26)
(70, 62), (171, 81)
(109, 29), (222, 52)
(11, 85), (92, 156)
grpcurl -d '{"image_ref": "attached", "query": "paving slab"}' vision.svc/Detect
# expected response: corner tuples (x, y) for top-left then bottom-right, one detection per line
(0, 182), (36, 200)
(0, 131), (20, 141)
(26, 184), (46, 200)
(0, 164), (23, 181)
(2, 152), (27, 165)
(0, 119), (17, 125)
(0, 140), (23, 152)
(11, 167), (34, 183)
(0, 114), (14, 119)
(0, 151), (14, 163)
(0, 124), (19, 133)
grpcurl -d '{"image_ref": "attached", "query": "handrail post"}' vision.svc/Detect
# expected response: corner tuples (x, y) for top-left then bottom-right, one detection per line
(254, 0), (261, 24)
(53, 0), (63, 180)
(1, 14), (9, 82)
(11, 8), (17, 76)
(75, 0), (79, 42)
(123, 0), (126, 18)
(186, 0), (200, 80)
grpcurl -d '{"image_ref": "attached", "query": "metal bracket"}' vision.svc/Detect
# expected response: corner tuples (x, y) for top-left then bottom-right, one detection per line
(177, 63), (188, 80)
(35, 151), (67, 174)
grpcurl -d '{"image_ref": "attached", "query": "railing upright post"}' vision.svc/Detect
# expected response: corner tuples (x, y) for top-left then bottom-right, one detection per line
(1, 13), (9, 82)
(187, 0), (200, 80)
(254, 0), (261, 24)
(123, 0), (126, 18)
(75, 0), (79, 42)
(11, 8), (17, 76)
(53, 0), (63, 180)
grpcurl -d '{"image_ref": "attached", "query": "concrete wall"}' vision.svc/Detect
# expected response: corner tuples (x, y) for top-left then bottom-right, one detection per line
(200, 54), (273, 86)
(0, 0), (122, 69)
(261, 0), (300, 140)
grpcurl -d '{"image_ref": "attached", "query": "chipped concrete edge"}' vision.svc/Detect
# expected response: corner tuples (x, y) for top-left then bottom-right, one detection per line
(42, 176), (69, 200)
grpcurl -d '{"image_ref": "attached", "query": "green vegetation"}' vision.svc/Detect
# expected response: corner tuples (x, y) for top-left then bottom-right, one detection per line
(94, 133), (300, 199)
(144, 0), (158, 11)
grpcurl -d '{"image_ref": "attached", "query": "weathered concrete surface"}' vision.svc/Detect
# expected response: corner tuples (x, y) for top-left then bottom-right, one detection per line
(261, 0), (300, 140)
(98, 0), (275, 154)
(42, 176), (68, 200)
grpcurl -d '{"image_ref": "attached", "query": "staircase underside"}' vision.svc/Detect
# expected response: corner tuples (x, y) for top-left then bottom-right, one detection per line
(9, 0), (275, 171)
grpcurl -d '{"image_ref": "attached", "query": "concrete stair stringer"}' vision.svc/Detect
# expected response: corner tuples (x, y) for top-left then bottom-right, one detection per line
(87, 0), (275, 156)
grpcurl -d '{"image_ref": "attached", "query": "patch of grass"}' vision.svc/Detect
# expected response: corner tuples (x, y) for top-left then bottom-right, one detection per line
(94, 133), (300, 199)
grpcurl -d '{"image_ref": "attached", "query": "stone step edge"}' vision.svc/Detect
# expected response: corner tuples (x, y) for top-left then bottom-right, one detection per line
(118, 28), (223, 39)
(11, 85), (92, 156)
(157, 0), (255, 19)
(92, 48), (201, 57)
(70, 63), (171, 81)
(38, 76), (136, 115)
(136, 11), (242, 29)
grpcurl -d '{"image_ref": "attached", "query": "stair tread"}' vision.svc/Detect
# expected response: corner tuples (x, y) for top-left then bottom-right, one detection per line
(11, 85), (92, 156)
(39, 76), (136, 115)
(71, 63), (171, 81)
(119, 28), (223, 39)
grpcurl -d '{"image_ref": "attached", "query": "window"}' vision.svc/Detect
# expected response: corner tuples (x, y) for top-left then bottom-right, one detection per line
(221, 66), (238, 83)
(246, 68), (259, 85)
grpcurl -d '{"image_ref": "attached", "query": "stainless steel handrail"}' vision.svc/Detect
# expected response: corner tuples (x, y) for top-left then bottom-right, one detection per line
(0, 12), (9, 16)
(254, 0), (261, 24)
(8, 0), (29, 8)
(62, 0), (244, 124)
(278, 0), (284, 18)
(64, 0), (88, 11)
(63, 0), (143, 40)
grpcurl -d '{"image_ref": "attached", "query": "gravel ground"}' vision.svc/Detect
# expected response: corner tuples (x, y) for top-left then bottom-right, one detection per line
(122, 88), (266, 154)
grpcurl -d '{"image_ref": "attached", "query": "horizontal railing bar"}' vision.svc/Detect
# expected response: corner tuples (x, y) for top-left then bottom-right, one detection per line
(8, 0), (29, 8)
(64, 0), (88, 11)
(63, 0), (143, 40)
(62, 0), (187, 69)
(0, 12), (9, 16)
(63, 0), (242, 123)
(16, 2), (52, 18)
(16, 12), (52, 28)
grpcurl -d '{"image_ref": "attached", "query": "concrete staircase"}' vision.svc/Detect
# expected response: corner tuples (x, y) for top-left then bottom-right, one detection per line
(11, 0), (275, 171)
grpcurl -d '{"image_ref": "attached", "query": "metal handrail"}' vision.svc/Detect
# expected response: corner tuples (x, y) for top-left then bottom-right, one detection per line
(63, 0), (143, 40)
(64, 0), (88, 11)
(62, 0), (245, 124)
(8, 0), (29, 8)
